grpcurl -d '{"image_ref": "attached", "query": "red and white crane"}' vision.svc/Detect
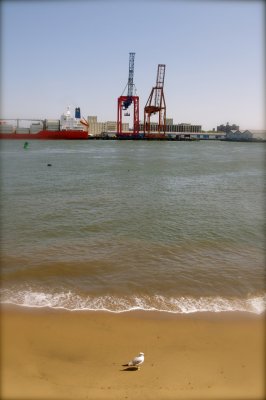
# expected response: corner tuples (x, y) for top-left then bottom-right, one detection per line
(117, 53), (139, 137)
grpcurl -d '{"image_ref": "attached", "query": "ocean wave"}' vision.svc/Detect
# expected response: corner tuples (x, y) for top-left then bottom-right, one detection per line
(0, 289), (265, 315)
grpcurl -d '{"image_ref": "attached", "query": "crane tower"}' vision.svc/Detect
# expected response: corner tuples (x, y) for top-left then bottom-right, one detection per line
(117, 53), (139, 136)
(144, 64), (166, 135)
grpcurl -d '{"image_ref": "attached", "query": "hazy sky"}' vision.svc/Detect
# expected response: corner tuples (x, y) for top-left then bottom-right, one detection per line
(1, 0), (265, 130)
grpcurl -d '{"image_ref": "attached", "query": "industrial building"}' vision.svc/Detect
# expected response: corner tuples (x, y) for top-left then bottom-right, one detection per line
(87, 116), (128, 136)
(139, 122), (201, 133)
(224, 130), (253, 141)
(217, 122), (240, 132)
(87, 116), (201, 136)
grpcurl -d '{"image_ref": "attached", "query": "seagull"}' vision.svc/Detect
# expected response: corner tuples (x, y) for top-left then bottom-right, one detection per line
(127, 352), (144, 369)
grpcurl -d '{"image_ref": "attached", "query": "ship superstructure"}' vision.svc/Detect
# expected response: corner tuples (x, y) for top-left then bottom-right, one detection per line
(0, 106), (89, 140)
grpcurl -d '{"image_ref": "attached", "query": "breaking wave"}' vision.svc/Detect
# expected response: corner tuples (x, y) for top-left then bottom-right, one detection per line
(0, 288), (265, 315)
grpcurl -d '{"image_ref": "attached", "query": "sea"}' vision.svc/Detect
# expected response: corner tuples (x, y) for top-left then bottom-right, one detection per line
(0, 140), (265, 314)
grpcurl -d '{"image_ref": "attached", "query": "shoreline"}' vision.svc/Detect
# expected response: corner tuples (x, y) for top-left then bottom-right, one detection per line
(1, 290), (265, 314)
(1, 304), (265, 399)
(1, 302), (265, 318)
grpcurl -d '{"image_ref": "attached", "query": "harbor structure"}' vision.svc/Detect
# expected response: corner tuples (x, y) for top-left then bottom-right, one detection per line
(87, 116), (201, 137)
(221, 130), (258, 141)
(117, 53), (139, 137)
(144, 64), (167, 136)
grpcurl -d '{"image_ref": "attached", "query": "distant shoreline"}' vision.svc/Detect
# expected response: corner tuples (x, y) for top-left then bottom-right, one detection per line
(91, 136), (266, 142)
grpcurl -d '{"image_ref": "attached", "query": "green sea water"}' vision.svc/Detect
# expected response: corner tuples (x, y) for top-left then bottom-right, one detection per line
(0, 140), (265, 313)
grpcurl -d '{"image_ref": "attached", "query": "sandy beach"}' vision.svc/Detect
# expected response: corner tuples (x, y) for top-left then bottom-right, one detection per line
(1, 305), (265, 400)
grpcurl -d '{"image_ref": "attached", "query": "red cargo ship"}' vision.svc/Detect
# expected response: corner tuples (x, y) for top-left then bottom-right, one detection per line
(0, 107), (89, 140)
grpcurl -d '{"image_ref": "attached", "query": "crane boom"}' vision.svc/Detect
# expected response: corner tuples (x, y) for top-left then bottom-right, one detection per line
(155, 64), (165, 107)
(127, 52), (135, 97)
(156, 64), (165, 88)
(123, 52), (135, 110)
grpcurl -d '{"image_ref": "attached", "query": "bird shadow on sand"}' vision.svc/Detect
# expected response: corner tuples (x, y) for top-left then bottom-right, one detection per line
(121, 365), (139, 372)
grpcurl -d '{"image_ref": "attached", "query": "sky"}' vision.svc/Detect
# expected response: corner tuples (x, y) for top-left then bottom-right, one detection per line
(1, 0), (265, 131)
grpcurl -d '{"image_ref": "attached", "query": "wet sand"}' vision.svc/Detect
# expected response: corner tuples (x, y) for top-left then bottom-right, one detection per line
(1, 305), (265, 400)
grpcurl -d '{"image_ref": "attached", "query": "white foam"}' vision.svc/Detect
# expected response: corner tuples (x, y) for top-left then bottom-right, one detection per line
(0, 288), (265, 315)
(246, 296), (266, 314)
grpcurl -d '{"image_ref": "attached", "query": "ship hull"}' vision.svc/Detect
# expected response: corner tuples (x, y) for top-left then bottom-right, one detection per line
(0, 130), (88, 140)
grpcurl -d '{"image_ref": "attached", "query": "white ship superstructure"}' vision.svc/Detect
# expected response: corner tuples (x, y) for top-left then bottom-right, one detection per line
(60, 106), (84, 131)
